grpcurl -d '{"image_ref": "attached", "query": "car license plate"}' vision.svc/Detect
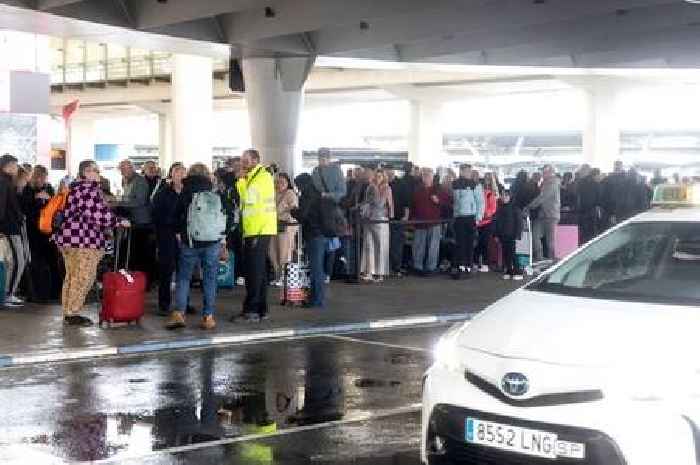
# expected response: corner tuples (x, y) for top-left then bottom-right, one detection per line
(465, 417), (586, 460)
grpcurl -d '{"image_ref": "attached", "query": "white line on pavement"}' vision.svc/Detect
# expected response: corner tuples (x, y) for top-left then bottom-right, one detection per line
(326, 334), (430, 353)
(81, 403), (422, 464)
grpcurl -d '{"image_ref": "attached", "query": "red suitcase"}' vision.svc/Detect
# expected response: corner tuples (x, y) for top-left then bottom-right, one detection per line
(488, 236), (504, 272)
(100, 229), (146, 327)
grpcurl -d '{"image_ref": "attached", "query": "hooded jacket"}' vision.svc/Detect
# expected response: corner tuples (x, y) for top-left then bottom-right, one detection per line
(452, 177), (484, 220)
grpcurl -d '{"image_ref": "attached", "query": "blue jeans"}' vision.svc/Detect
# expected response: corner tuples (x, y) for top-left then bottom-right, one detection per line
(308, 236), (327, 307)
(412, 225), (441, 272)
(175, 243), (219, 316)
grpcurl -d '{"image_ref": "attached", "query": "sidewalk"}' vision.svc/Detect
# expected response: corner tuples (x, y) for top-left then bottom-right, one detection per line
(0, 274), (521, 367)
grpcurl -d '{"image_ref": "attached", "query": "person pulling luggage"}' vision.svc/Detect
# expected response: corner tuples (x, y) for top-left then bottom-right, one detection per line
(54, 160), (130, 327)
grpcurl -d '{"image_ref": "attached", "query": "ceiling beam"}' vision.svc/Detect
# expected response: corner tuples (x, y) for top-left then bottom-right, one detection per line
(146, 18), (224, 43)
(134, 0), (259, 30)
(311, 0), (678, 56)
(223, 0), (459, 43)
(36, 0), (84, 10)
(463, 26), (700, 68)
(398, 2), (700, 62)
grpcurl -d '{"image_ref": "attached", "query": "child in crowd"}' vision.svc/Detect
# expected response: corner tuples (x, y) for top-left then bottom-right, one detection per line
(493, 190), (524, 280)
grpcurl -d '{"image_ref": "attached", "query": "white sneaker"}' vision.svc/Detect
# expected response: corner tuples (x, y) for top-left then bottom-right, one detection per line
(236, 277), (246, 286)
(503, 274), (512, 280)
(4, 295), (24, 307)
(513, 275), (524, 281)
(479, 265), (489, 273)
(325, 276), (330, 284)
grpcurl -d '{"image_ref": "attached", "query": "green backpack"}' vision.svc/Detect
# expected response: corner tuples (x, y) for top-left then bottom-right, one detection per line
(187, 191), (227, 245)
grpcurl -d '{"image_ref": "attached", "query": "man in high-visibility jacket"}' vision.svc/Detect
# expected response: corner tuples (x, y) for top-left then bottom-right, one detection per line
(235, 149), (277, 322)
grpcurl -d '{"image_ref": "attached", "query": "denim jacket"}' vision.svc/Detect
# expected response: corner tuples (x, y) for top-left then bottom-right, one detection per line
(452, 178), (484, 222)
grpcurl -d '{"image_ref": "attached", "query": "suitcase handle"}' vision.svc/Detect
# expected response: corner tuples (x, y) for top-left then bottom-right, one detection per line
(114, 227), (132, 272)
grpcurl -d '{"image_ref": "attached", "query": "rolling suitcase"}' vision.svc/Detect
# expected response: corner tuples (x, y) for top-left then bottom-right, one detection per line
(100, 228), (146, 327)
(280, 227), (310, 306)
(487, 236), (504, 272)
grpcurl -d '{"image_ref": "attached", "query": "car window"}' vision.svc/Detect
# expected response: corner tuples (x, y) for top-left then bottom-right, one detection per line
(530, 222), (700, 306)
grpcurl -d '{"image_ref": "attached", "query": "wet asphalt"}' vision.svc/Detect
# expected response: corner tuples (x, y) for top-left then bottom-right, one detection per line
(0, 325), (450, 465)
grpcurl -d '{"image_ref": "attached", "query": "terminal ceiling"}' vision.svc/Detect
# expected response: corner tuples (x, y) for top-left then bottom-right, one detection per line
(2, 0), (700, 68)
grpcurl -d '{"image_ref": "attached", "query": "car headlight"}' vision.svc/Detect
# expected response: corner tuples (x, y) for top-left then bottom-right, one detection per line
(433, 323), (465, 372)
(604, 365), (700, 403)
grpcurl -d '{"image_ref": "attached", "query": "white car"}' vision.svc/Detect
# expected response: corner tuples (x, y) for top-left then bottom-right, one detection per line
(422, 185), (700, 465)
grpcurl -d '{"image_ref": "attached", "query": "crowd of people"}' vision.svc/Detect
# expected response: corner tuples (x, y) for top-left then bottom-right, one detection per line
(0, 147), (665, 330)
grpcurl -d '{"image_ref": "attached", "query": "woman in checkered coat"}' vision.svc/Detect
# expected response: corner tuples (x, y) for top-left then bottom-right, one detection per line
(54, 160), (130, 327)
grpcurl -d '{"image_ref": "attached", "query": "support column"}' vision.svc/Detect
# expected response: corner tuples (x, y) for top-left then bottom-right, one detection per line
(582, 83), (621, 172)
(242, 56), (314, 175)
(408, 101), (443, 168)
(67, 117), (95, 176)
(158, 113), (172, 169)
(171, 54), (213, 168)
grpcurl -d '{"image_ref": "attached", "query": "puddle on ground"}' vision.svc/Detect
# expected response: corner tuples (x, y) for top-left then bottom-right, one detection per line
(1, 338), (428, 463)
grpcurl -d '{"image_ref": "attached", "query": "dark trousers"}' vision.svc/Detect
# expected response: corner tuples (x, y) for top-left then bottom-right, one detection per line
(454, 216), (476, 269)
(243, 235), (271, 316)
(389, 223), (404, 272)
(579, 211), (598, 245)
(475, 223), (493, 266)
(156, 228), (178, 313)
(26, 235), (63, 302)
(122, 226), (156, 287)
(501, 238), (518, 274)
(308, 236), (327, 307)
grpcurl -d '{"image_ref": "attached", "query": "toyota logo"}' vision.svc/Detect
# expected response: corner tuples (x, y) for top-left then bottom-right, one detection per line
(501, 372), (529, 397)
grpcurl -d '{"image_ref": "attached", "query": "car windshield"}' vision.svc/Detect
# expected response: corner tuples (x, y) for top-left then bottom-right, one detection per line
(529, 222), (700, 306)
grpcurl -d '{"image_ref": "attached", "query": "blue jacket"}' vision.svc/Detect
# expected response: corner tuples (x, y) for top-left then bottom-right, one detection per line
(312, 163), (346, 203)
(452, 178), (484, 221)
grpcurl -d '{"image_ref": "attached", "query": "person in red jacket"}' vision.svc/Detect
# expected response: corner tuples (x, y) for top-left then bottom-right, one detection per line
(411, 168), (442, 275)
(475, 172), (499, 272)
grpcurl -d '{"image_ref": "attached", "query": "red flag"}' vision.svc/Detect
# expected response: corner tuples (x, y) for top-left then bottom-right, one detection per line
(62, 99), (80, 121)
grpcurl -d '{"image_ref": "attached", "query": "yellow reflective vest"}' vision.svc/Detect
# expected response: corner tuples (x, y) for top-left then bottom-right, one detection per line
(237, 165), (277, 238)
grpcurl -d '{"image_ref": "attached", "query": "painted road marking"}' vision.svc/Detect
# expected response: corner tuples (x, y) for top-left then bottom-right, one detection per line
(326, 334), (431, 353)
(0, 313), (475, 369)
(82, 403), (422, 464)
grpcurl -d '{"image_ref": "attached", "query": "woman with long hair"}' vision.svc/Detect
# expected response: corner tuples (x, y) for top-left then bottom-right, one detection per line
(269, 172), (298, 286)
(360, 169), (393, 282)
(0, 154), (27, 307)
(55, 160), (130, 326)
(20, 165), (63, 302)
(152, 162), (188, 316)
(475, 172), (500, 272)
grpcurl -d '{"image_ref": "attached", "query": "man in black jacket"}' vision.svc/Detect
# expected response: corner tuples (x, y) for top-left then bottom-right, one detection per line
(389, 169), (411, 275)
(601, 160), (635, 227)
(576, 165), (602, 245)
(493, 191), (524, 280)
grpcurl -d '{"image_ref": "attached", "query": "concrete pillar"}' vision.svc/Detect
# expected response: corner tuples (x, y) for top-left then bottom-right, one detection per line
(408, 101), (443, 168)
(582, 84), (621, 172)
(171, 54), (213, 168)
(158, 113), (172, 169)
(67, 117), (95, 176)
(242, 56), (314, 175)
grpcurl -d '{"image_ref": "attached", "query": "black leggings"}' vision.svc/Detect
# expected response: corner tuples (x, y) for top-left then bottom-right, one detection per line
(475, 224), (493, 267)
(454, 216), (476, 268)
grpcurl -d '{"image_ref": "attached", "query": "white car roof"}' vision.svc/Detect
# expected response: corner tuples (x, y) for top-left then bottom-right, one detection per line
(630, 207), (700, 223)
